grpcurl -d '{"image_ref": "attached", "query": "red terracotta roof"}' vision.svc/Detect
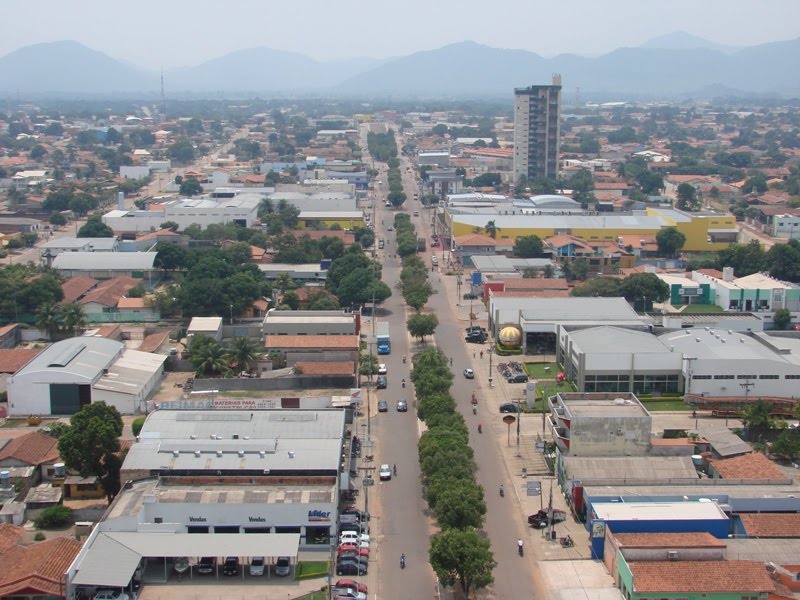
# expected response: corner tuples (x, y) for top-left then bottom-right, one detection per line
(0, 536), (82, 597)
(264, 335), (359, 350)
(0, 524), (24, 553)
(696, 268), (724, 279)
(739, 513), (800, 538)
(79, 276), (139, 307)
(0, 349), (41, 373)
(630, 560), (774, 594)
(117, 297), (146, 308)
(59, 275), (99, 304)
(138, 331), (170, 353)
(490, 290), (570, 298)
(0, 432), (60, 466)
(0, 324), (19, 338)
(712, 452), (785, 480)
(294, 361), (355, 375)
(615, 532), (725, 548)
(501, 278), (569, 291)
(454, 233), (497, 247)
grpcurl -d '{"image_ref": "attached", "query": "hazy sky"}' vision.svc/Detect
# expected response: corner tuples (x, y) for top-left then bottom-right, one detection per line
(1, 0), (798, 69)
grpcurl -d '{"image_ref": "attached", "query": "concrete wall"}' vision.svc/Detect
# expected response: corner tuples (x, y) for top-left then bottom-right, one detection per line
(192, 374), (356, 392)
(568, 414), (652, 457)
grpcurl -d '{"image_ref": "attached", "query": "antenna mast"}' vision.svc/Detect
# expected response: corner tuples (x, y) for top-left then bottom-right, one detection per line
(160, 67), (167, 120)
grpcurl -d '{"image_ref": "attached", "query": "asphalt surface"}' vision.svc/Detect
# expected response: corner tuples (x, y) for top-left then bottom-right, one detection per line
(367, 136), (542, 598)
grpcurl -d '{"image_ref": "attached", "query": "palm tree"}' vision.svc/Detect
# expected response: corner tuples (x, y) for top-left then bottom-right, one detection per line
(484, 220), (498, 239)
(194, 342), (229, 378)
(227, 337), (261, 373)
(275, 272), (296, 294)
(36, 302), (62, 340)
(60, 303), (87, 337)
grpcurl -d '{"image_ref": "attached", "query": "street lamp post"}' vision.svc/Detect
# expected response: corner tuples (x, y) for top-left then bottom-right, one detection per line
(229, 304), (234, 325)
(488, 347), (494, 388)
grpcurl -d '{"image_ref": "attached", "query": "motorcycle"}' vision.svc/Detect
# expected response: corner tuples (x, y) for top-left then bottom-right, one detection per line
(499, 485), (505, 497)
(478, 424), (482, 434)
(472, 406), (477, 415)
(560, 535), (574, 548)
(517, 541), (524, 557)
(401, 379), (406, 388)
(403, 355), (407, 364)
(400, 553), (406, 569)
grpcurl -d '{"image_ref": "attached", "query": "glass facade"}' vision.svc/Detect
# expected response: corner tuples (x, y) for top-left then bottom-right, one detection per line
(583, 373), (680, 394)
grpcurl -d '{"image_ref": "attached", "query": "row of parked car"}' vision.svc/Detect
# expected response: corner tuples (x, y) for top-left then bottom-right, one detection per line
(190, 555), (290, 577)
(336, 508), (370, 576)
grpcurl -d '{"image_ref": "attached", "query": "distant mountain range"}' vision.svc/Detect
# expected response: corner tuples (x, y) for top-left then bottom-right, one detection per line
(0, 34), (797, 99)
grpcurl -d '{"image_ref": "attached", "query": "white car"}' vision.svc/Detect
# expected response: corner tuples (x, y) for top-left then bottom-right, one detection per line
(249, 556), (265, 576)
(431, 256), (438, 265)
(94, 592), (130, 600)
(378, 363), (387, 375)
(339, 533), (370, 545)
(379, 464), (392, 481)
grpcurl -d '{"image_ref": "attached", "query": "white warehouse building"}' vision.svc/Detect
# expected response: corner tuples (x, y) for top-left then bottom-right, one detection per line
(7, 337), (166, 415)
(102, 195), (262, 233)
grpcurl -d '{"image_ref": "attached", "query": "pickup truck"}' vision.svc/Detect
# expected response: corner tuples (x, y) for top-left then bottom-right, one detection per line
(528, 508), (566, 528)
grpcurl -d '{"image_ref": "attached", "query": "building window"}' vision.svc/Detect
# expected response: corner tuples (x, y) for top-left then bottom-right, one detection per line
(785, 375), (800, 380)
(714, 375), (735, 380)
(737, 375), (757, 379)
(759, 375), (779, 379)
(692, 375), (712, 380)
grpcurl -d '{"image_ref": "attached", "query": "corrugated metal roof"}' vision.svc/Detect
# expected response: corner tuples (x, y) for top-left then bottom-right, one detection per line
(52, 252), (157, 270)
(11, 337), (121, 381)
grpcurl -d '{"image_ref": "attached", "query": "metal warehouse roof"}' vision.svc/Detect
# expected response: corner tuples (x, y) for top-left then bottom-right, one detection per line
(72, 532), (299, 587)
(567, 326), (672, 354)
(11, 337), (121, 381)
(52, 251), (157, 270)
(563, 456), (699, 482)
(592, 501), (728, 521)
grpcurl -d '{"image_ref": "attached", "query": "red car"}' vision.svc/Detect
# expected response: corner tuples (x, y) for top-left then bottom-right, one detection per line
(334, 579), (368, 594)
(338, 544), (369, 558)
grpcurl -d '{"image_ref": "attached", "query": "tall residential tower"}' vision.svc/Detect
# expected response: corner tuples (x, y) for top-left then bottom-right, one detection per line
(513, 75), (562, 182)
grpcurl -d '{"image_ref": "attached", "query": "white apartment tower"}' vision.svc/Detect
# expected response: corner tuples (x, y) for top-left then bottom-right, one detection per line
(513, 74), (562, 183)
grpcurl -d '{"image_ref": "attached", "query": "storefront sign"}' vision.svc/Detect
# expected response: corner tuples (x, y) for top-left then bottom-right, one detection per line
(188, 516), (207, 522)
(213, 398), (280, 410)
(308, 510), (331, 522)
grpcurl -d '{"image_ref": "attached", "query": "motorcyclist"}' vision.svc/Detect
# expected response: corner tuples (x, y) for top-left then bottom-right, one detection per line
(499, 484), (504, 496)
(403, 355), (407, 363)
(400, 553), (406, 568)
(401, 378), (406, 388)
(393, 464), (397, 476)
(518, 539), (524, 555)
(478, 423), (482, 434)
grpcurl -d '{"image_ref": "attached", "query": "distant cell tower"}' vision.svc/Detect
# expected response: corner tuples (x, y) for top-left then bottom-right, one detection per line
(160, 66), (167, 120)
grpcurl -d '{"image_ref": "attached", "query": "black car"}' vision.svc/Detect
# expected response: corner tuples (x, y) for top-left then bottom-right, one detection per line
(507, 373), (529, 383)
(377, 400), (388, 412)
(341, 508), (366, 521)
(465, 332), (486, 344)
(500, 403), (523, 413)
(197, 557), (216, 574)
(465, 325), (486, 334)
(376, 375), (388, 389)
(336, 561), (367, 576)
(223, 557), (239, 576)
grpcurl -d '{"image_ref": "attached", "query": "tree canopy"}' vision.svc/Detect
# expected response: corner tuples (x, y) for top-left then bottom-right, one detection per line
(656, 226), (686, 258)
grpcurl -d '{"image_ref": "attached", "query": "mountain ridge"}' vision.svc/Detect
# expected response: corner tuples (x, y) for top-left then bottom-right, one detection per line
(0, 37), (797, 98)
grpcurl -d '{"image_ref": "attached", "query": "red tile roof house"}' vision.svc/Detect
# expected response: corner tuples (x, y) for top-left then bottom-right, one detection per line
(264, 335), (359, 368)
(0, 431), (60, 482)
(621, 559), (779, 600)
(0, 524), (81, 599)
(709, 452), (791, 483)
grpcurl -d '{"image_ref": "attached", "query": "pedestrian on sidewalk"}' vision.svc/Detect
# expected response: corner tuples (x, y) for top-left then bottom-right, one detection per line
(473, 350), (476, 358)
(480, 350), (484, 359)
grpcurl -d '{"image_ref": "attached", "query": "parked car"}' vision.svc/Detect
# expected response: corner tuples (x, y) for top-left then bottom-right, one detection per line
(465, 325), (487, 334)
(334, 588), (367, 600)
(378, 239), (385, 249)
(173, 557), (189, 574)
(431, 256), (438, 265)
(431, 240), (440, 247)
(396, 400), (408, 412)
(462, 292), (477, 299)
(339, 521), (368, 535)
(334, 579), (368, 595)
(197, 557), (216, 574)
(223, 557), (239, 576)
(339, 532), (370, 545)
(93, 592), (130, 600)
(413, 211), (419, 216)
(464, 368), (474, 379)
(465, 332), (487, 343)
(507, 373), (529, 383)
(379, 464), (392, 481)
(275, 556), (291, 577)
(336, 561), (367, 576)
(500, 403), (522, 413)
(528, 508), (567, 528)
(249, 557), (265, 576)
(376, 375), (388, 389)
(340, 508), (367, 521)
(377, 400), (388, 412)
(378, 363), (387, 375)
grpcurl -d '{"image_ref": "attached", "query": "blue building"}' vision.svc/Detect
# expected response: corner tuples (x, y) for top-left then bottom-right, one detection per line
(587, 501), (729, 559)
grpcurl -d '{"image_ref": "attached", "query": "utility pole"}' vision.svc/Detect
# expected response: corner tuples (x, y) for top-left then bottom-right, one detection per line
(737, 379), (754, 427)
(488, 346), (494, 388)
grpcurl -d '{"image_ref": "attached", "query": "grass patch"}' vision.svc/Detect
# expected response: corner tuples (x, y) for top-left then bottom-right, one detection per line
(524, 362), (562, 379)
(642, 399), (693, 411)
(295, 561), (329, 580)
(294, 592), (328, 600)
(678, 304), (724, 314)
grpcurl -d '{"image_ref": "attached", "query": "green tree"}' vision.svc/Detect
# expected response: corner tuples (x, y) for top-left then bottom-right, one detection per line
(57, 402), (124, 500)
(743, 175), (768, 195)
(655, 226), (687, 258)
(227, 337), (261, 373)
(571, 277), (623, 297)
(154, 243), (189, 271)
(676, 183), (700, 211)
(431, 479), (487, 530)
(388, 190), (406, 208)
(280, 290), (300, 309)
(619, 273), (670, 309)
(60, 303), (87, 336)
(740, 401), (778, 441)
(407, 313), (438, 343)
(36, 302), (62, 340)
(188, 335), (229, 377)
(77, 215), (114, 238)
(429, 528), (496, 596)
(167, 138), (195, 164)
(773, 308), (792, 331)
(131, 417), (146, 437)
(483, 220), (498, 239)
(49, 212), (67, 229)
(771, 430), (800, 460)
(29, 144), (48, 160)
(513, 235), (544, 258)
(718, 240), (764, 277)
(179, 177), (203, 197)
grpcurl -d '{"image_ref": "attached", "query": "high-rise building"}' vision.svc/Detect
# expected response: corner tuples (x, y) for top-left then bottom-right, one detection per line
(513, 75), (562, 182)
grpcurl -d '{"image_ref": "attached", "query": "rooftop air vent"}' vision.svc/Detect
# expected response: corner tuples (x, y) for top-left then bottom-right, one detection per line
(194, 450), (201, 457)
(288, 451), (295, 459)
(190, 434), (196, 440)
(216, 450), (223, 457)
(172, 450), (179, 458)
(238, 450), (245, 457)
